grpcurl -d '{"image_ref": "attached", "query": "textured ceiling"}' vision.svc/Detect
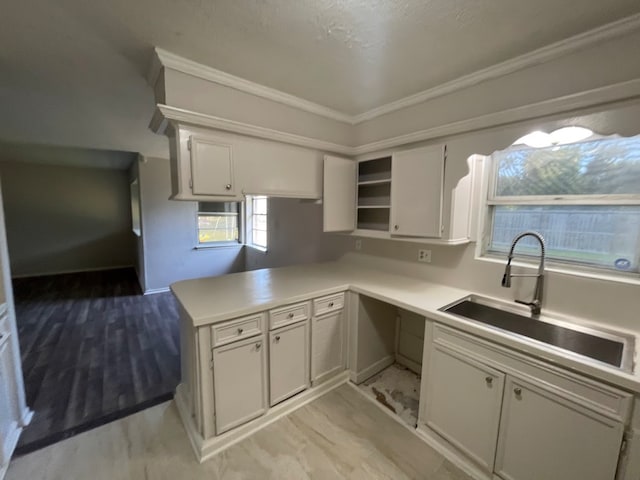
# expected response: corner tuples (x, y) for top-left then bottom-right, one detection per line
(1, 0), (639, 155)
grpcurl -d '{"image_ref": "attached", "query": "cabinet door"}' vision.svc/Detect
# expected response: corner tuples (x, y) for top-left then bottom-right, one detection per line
(269, 321), (310, 406)
(424, 344), (505, 472)
(323, 155), (356, 232)
(0, 339), (17, 465)
(390, 144), (445, 237)
(189, 135), (235, 196)
(311, 310), (344, 384)
(213, 335), (267, 434)
(495, 377), (624, 480)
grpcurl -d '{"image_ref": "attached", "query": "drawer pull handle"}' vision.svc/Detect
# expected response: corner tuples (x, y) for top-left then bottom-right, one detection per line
(287, 312), (294, 319)
(394, 225), (399, 231)
(485, 376), (493, 386)
(237, 328), (243, 335)
(514, 387), (522, 397)
(225, 184), (232, 190)
(255, 342), (261, 350)
(275, 335), (281, 342)
(328, 302), (334, 307)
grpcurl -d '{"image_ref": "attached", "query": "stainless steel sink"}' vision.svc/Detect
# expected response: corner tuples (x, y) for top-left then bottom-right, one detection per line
(439, 295), (635, 373)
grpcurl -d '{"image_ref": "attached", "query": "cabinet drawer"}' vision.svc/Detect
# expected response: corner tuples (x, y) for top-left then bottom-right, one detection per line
(433, 324), (633, 422)
(211, 313), (265, 347)
(269, 302), (310, 330)
(313, 293), (345, 317)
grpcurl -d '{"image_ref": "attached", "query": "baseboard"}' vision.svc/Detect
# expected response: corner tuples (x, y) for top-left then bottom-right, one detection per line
(144, 287), (171, 295)
(352, 355), (395, 384)
(395, 353), (422, 375)
(180, 370), (350, 463)
(11, 265), (135, 279)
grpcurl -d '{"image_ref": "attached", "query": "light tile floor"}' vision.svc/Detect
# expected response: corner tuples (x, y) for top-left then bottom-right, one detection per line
(7, 384), (472, 480)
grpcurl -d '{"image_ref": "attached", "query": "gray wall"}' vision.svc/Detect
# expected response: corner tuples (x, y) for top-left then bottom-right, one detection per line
(245, 197), (351, 271)
(137, 157), (245, 292)
(0, 161), (135, 277)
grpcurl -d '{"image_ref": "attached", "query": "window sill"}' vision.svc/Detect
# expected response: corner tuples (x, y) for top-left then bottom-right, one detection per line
(194, 243), (243, 250)
(476, 253), (640, 286)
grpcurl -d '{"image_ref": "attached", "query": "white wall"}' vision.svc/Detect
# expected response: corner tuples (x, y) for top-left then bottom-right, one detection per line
(0, 161), (136, 277)
(136, 157), (245, 292)
(244, 197), (352, 271)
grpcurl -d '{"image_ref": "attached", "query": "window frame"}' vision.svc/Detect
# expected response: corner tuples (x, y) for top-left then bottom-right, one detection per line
(245, 195), (268, 251)
(480, 140), (640, 277)
(195, 201), (243, 249)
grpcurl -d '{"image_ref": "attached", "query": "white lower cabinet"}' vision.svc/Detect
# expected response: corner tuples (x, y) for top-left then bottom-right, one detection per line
(269, 320), (310, 406)
(424, 325), (629, 480)
(424, 344), (505, 472)
(213, 334), (268, 434)
(495, 377), (624, 480)
(0, 338), (17, 466)
(311, 310), (344, 384)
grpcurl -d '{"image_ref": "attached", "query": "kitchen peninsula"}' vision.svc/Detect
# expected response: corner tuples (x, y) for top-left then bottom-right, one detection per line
(171, 258), (640, 480)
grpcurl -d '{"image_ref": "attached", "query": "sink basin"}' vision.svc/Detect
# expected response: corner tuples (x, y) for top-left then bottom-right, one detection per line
(439, 295), (635, 372)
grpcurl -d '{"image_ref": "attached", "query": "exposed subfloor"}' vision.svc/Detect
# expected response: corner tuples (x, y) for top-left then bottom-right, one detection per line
(358, 363), (422, 429)
(12, 268), (180, 454)
(6, 384), (472, 480)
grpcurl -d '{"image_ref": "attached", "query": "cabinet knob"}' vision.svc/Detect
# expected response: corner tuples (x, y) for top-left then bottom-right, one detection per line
(287, 312), (294, 319)
(237, 328), (243, 335)
(514, 387), (522, 397)
(394, 225), (399, 231)
(328, 302), (334, 308)
(485, 376), (493, 386)
(255, 342), (261, 350)
(225, 184), (232, 190)
(275, 335), (281, 342)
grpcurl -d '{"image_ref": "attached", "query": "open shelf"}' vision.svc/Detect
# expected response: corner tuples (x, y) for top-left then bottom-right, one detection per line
(358, 183), (391, 207)
(357, 208), (390, 232)
(358, 157), (391, 183)
(358, 179), (392, 186)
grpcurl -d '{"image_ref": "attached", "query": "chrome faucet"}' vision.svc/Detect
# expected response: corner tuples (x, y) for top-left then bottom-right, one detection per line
(501, 231), (546, 316)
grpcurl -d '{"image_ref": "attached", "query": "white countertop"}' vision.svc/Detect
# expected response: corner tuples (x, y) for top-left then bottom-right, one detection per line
(171, 261), (640, 394)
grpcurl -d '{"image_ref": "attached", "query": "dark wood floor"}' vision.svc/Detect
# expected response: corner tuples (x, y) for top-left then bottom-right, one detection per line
(12, 268), (180, 454)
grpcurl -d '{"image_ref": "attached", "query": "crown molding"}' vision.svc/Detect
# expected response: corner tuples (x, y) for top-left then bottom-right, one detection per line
(150, 78), (640, 158)
(148, 14), (640, 127)
(352, 78), (640, 155)
(149, 104), (354, 156)
(148, 48), (354, 125)
(352, 12), (640, 123)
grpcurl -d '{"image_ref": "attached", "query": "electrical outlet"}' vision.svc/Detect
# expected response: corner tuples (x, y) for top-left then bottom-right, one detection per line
(418, 249), (431, 263)
(355, 239), (362, 251)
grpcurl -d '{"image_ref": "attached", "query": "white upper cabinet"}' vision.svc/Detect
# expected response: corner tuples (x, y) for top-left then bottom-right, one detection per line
(167, 124), (323, 201)
(323, 155), (356, 232)
(189, 135), (235, 196)
(322, 143), (468, 243)
(390, 144), (445, 238)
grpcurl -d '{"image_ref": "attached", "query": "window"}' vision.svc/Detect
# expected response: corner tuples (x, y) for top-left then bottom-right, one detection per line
(197, 202), (240, 246)
(246, 195), (268, 249)
(484, 132), (640, 274)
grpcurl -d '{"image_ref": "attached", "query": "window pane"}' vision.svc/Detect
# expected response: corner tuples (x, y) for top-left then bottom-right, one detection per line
(198, 202), (238, 214)
(253, 230), (267, 248)
(494, 136), (640, 197)
(198, 214), (238, 243)
(489, 205), (640, 272)
(253, 197), (268, 215)
(253, 214), (267, 230)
